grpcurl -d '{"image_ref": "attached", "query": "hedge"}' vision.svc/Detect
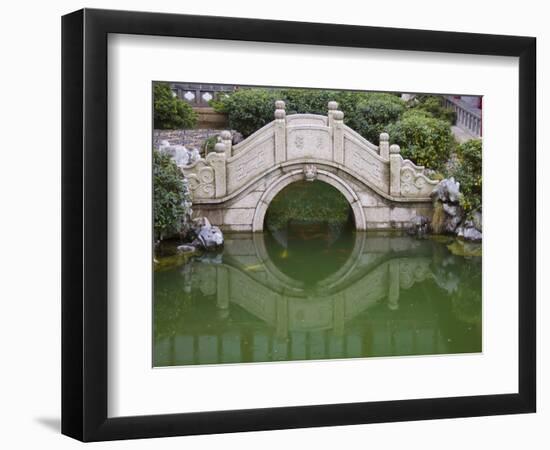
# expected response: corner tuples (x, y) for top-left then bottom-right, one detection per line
(154, 82), (198, 130)
(387, 110), (454, 171)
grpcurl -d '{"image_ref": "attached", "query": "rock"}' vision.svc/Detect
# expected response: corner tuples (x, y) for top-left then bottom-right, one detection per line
(232, 132), (244, 145)
(431, 177), (461, 204)
(197, 225), (224, 250)
(442, 203), (461, 217)
(463, 227), (482, 241)
(159, 142), (201, 167)
(191, 216), (224, 251)
(407, 215), (430, 238)
(192, 216), (211, 231)
(429, 178), (481, 240)
(188, 147), (201, 164)
(445, 215), (462, 233)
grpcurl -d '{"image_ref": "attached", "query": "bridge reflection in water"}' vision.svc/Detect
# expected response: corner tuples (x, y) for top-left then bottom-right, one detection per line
(154, 231), (481, 367)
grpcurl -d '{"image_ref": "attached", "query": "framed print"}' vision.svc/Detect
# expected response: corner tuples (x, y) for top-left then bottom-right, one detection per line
(61, 8), (536, 441)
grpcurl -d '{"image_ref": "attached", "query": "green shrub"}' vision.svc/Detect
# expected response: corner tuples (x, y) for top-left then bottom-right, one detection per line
(153, 149), (190, 240)
(211, 88), (281, 137)
(212, 89), (455, 166)
(348, 93), (406, 143)
(387, 110), (454, 171)
(450, 139), (482, 214)
(201, 135), (219, 156)
(212, 87), (402, 143)
(410, 95), (456, 124)
(154, 82), (198, 130)
(279, 88), (333, 115)
(265, 180), (351, 230)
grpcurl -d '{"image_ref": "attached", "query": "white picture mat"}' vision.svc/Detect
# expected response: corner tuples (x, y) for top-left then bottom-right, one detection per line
(107, 34), (519, 418)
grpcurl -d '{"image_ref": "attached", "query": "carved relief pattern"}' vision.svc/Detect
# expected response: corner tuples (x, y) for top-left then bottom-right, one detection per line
(344, 139), (388, 191)
(227, 137), (275, 193)
(400, 166), (438, 198)
(303, 164), (318, 182)
(287, 128), (331, 160)
(182, 160), (216, 199)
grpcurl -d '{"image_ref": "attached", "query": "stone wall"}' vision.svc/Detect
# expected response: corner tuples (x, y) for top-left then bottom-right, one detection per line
(153, 129), (229, 151)
(194, 107), (229, 128)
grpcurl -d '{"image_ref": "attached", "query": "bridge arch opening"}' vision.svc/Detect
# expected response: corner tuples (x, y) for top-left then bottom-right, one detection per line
(264, 179), (355, 232)
(252, 168), (367, 233)
(255, 170), (366, 285)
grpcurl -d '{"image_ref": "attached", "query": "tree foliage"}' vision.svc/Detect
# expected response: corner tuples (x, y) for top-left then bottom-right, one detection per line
(153, 149), (189, 240)
(387, 110), (454, 171)
(212, 88), (404, 144)
(212, 88), (457, 174)
(409, 95), (456, 124)
(449, 139), (482, 214)
(210, 88), (281, 137)
(348, 93), (406, 143)
(265, 180), (351, 231)
(154, 82), (198, 130)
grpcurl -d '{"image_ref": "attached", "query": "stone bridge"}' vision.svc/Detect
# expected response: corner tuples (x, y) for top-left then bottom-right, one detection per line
(181, 101), (439, 231)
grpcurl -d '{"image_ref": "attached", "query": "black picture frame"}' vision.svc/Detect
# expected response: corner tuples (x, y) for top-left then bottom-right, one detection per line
(61, 8), (536, 442)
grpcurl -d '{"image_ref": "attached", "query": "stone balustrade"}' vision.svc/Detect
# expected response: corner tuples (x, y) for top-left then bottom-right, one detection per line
(444, 96), (482, 137)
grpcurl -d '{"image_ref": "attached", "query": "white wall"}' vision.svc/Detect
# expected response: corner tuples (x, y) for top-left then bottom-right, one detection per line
(0, 0), (546, 448)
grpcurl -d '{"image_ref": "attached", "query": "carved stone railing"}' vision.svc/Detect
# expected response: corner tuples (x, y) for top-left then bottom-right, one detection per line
(179, 100), (439, 202)
(444, 96), (482, 137)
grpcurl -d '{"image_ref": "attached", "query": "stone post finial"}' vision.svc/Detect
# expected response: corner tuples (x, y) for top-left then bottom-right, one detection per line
(220, 130), (232, 156)
(274, 109), (285, 120)
(389, 144), (402, 197)
(379, 133), (390, 159)
(274, 100), (286, 120)
(328, 101), (341, 128)
(332, 110), (344, 164)
(274, 100), (286, 163)
(214, 140), (226, 154)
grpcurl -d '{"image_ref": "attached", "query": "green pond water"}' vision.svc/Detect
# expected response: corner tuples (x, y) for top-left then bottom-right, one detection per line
(154, 226), (482, 367)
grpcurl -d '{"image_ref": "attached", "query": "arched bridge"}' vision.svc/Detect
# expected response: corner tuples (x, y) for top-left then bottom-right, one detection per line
(182, 101), (439, 231)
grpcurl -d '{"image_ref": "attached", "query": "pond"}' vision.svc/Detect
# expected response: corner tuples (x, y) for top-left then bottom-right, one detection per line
(154, 227), (482, 367)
